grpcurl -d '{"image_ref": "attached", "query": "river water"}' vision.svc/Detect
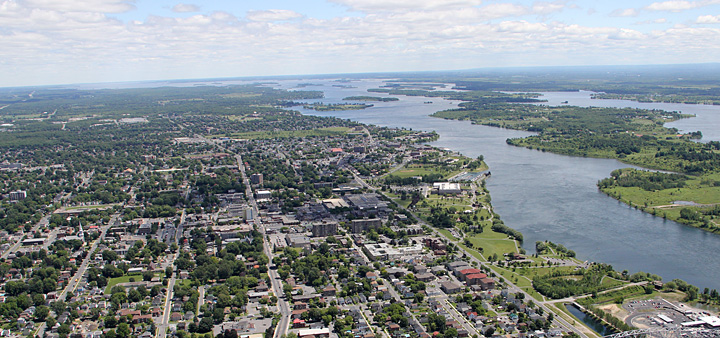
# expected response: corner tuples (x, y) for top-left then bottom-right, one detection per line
(267, 79), (720, 291)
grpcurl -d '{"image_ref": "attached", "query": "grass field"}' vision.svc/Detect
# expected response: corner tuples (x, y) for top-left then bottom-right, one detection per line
(105, 273), (162, 294)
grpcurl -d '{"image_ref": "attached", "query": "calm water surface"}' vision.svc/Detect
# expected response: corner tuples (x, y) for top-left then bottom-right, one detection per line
(273, 79), (720, 290)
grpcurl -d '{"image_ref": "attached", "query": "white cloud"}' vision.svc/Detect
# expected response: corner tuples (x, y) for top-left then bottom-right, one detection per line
(2, 0), (720, 86)
(636, 18), (668, 24)
(697, 14), (720, 23)
(608, 28), (645, 40)
(532, 1), (566, 15)
(328, 0), (483, 13)
(172, 3), (199, 13)
(610, 8), (639, 17)
(246, 9), (302, 22)
(644, 0), (720, 12)
(20, 0), (135, 13)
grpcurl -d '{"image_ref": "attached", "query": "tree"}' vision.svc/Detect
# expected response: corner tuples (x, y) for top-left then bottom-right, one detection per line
(105, 315), (118, 328)
(102, 250), (119, 262)
(213, 307), (225, 324)
(116, 323), (130, 338)
(198, 317), (214, 333)
(58, 324), (71, 338)
(35, 305), (49, 321)
(143, 270), (154, 281)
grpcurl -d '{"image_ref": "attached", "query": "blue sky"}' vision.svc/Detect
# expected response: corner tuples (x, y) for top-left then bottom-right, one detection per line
(2, 0), (720, 87)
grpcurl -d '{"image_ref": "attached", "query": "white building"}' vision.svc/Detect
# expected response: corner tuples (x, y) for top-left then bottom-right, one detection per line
(433, 182), (461, 194)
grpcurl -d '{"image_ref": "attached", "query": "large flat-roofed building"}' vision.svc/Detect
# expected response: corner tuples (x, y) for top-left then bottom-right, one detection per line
(285, 234), (311, 250)
(364, 243), (423, 261)
(433, 182), (461, 195)
(350, 218), (382, 233)
(312, 222), (338, 237)
(256, 190), (272, 200)
(344, 193), (388, 212)
(8, 190), (26, 201)
(250, 173), (263, 185)
(22, 238), (46, 246)
(322, 198), (350, 209)
(298, 328), (330, 338)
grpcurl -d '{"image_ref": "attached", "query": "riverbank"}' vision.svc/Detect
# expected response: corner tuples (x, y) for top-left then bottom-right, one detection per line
(429, 97), (720, 234)
(598, 168), (720, 234)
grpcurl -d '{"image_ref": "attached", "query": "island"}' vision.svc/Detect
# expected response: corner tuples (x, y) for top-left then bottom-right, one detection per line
(303, 102), (374, 111)
(342, 96), (399, 102)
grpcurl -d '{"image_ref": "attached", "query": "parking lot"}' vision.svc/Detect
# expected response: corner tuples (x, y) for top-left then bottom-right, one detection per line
(624, 298), (691, 329)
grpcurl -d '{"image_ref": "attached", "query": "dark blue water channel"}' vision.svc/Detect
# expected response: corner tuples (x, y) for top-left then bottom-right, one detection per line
(565, 304), (615, 336)
(265, 78), (720, 291)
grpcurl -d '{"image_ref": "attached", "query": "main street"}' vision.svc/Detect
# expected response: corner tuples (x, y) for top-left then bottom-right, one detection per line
(156, 259), (177, 338)
(234, 153), (291, 338)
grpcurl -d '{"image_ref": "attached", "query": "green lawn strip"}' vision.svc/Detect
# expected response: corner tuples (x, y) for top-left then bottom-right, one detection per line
(600, 276), (628, 289)
(577, 285), (646, 307)
(436, 228), (458, 241)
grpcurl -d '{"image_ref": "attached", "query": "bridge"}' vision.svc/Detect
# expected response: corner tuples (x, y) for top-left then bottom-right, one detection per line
(603, 327), (720, 337)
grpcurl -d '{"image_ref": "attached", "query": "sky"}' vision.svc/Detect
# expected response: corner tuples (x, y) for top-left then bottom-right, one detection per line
(2, 0), (720, 87)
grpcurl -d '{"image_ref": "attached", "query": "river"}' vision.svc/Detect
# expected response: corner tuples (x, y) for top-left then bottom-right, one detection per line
(265, 79), (720, 291)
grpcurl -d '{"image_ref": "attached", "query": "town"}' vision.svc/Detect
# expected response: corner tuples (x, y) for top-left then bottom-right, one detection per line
(0, 84), (719, 338)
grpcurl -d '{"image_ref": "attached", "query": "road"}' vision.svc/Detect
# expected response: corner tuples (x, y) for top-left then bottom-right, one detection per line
(156, 267), (177, 338)
(58, 214), (117, 300)
(156, 208), (184, 338)
(233, 152), (291, 338)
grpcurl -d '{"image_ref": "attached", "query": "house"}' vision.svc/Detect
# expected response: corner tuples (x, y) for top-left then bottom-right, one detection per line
(132, 314), (153, 324)
(322, 285), (336, 297)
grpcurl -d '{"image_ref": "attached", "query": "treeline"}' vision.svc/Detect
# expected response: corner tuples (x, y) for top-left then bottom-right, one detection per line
(598, 169), (687, 191)
(535, 241), (575, 257)
(585, 306), (633, 332)
(491, 219), (523, 243)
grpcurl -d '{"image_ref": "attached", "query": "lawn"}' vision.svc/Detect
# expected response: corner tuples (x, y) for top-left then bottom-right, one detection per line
(105, 272), (161, 294)
(464, 230), (518, 260)
(105, 275), (142, 294)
